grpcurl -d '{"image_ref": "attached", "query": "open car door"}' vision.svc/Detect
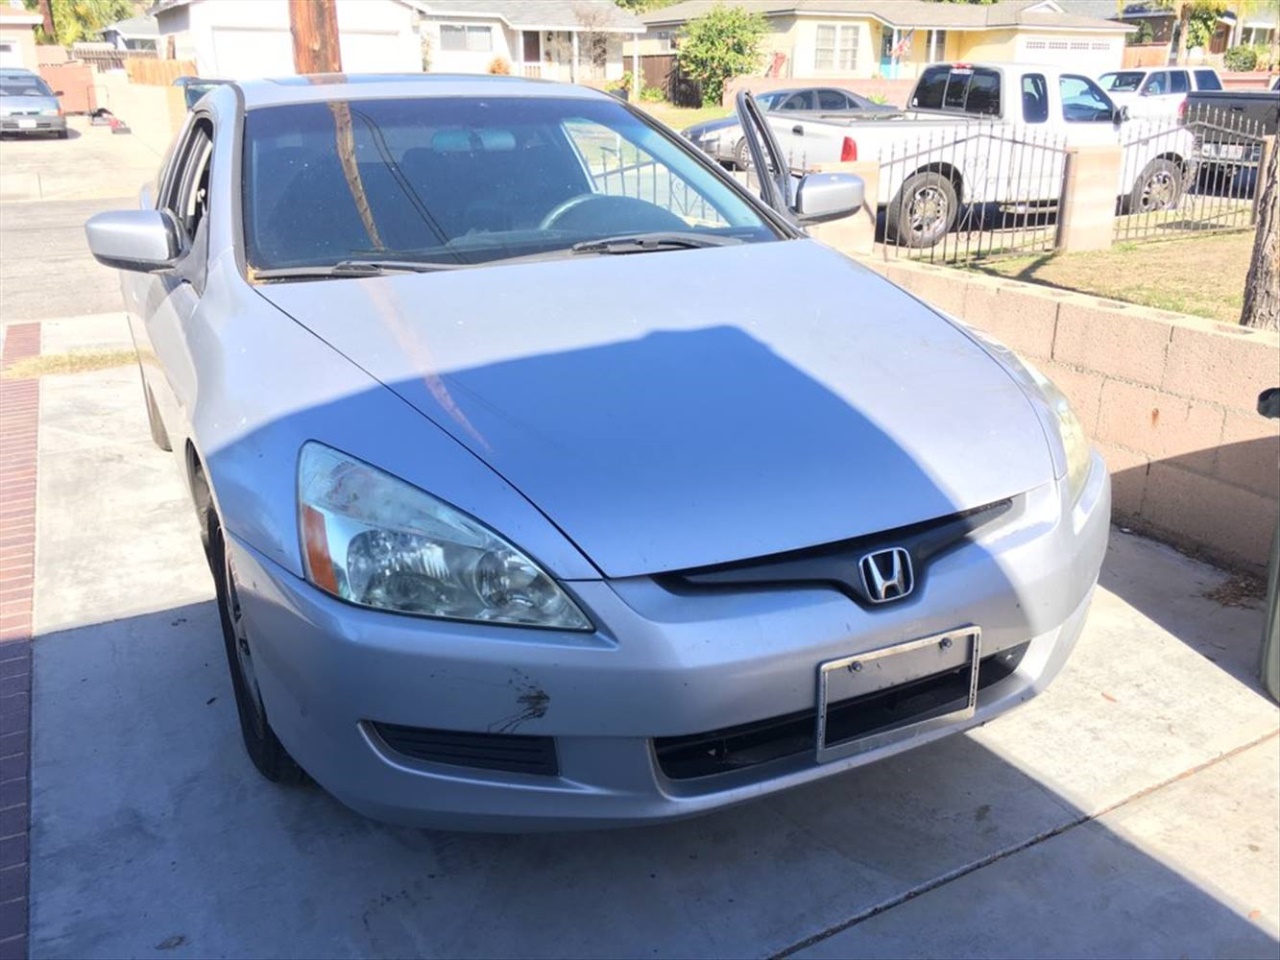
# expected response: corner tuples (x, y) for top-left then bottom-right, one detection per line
(735, 90), (866, 226)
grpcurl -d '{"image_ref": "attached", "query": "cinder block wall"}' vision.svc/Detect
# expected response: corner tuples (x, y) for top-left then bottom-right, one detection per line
(857, 258), (1280, 574)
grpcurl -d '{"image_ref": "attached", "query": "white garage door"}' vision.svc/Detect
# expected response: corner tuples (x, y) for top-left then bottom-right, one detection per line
(209, 27), (414, 80)
(1019, 36), (1122, 74)
(210, 27), (294, 80)
(0, 41), (23, 69)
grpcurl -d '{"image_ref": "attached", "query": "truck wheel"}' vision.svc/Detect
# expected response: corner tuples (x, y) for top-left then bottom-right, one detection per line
(1129, 159), (1183, 213)
(886, 172), (958, 248)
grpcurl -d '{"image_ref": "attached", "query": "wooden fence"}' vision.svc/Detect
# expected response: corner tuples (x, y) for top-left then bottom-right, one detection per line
(125, 58), (197, 85)
(638, 54), (702, 106)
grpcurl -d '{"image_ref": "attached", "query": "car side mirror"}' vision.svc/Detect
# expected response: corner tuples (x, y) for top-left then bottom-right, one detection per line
(1113, 105), (1128, 124)
(85, 210), (184, 272)
(793, 172), (864, 223)
(54, 90), (64, 96)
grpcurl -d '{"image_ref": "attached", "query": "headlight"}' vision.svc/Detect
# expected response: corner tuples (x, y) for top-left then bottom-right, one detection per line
(964, 332), (1092, 503)
(298, 443), (591, 630)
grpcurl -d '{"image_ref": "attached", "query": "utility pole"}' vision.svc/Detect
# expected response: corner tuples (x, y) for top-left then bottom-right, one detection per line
(289, 0), (342, 74)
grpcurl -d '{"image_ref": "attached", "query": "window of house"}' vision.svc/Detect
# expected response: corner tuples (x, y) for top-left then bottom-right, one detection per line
(440, 24), (493, 52)
(814, 24), (859, 72)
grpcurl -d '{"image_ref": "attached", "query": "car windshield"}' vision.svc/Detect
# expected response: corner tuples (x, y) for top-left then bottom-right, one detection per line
(0, 74), (54, 97)
(242, 96), (778, 272)
(1099, 72), (1144, 93)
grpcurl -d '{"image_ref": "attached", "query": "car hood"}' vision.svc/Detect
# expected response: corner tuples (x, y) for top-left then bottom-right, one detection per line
(258, 240), (1054, 578)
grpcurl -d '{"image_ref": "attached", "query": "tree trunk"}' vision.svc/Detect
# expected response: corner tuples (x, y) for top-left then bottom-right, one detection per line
(1241, 137), (1279, 332)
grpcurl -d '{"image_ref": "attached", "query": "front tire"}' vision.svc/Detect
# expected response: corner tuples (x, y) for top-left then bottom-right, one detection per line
(733, 137), (752, 171)
(885, 172), (958, 248)
(211, 516), (303, 784)
(1129, 158), (1183, 214)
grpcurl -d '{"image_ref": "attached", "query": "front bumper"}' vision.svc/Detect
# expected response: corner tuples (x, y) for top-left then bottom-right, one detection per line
(231, 456), (1110, 830)
(0, 115), (65, 135)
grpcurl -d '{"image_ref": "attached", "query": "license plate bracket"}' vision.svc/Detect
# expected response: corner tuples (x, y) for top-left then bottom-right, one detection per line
(816, 627), (981, 763)
(17, 119), (36, 129)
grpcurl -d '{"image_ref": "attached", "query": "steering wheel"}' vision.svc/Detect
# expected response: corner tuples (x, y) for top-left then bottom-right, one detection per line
(538, 193), (689, 233)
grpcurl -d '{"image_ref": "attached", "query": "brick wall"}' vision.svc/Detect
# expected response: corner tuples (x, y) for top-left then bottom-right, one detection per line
(856, 258), (1280, 574)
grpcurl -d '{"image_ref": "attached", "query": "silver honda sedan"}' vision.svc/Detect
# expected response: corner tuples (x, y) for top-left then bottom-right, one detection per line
(86, 75), (1109, 830)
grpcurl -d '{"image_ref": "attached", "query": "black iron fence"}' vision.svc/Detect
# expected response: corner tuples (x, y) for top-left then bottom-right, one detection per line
(874, 122), (1071, 264)
(1115, 108), (1268, 244)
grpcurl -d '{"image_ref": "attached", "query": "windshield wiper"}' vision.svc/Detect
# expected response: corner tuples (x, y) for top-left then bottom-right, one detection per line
(570, 232), (744, 256)
(253, 259), (468, 281)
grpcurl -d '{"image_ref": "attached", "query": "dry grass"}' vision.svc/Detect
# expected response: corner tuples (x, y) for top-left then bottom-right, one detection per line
(637, 102), (733, 133)
(970, 231), (1254, 325)
(1, 350), (136, 379)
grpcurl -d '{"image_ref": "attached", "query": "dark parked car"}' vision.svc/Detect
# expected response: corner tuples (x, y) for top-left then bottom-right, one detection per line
(683, 86), (899, 169)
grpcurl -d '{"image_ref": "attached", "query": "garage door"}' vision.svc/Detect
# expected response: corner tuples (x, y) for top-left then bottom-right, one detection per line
(209, 27), (414, 80)
(1019, 36), (1122, 74)
(210, 27), (294, 80)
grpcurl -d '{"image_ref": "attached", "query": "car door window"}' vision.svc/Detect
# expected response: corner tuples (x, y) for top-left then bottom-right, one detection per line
(1060, 75), (1115, 122)
(1022, 74), (1048, 123)
(1142, 72), (1167, 95)
(1169, 71), (1189, 94)
(1194, 69), (1222, 90)
(778, 92), (811, 111)
(161, 118), (213, 243)
(817, 89), (851, 111)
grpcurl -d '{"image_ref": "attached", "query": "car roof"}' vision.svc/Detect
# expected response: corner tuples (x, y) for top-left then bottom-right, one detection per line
(0, 68), (41, 76)
(234, 73), (614, 110)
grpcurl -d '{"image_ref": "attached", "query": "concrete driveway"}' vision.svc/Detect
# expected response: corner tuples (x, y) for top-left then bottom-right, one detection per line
(1, 127), (1278, 960)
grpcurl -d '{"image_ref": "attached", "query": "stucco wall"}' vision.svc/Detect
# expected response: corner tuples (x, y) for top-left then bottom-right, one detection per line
(857, 258), (1280, 574)
(0, 22), (38, 71)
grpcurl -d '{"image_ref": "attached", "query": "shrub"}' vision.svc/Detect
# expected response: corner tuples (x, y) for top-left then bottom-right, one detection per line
(1223, 45), (1258, 71)
(677, 5), (768, 107)
(487, 56), (511, 75)
(639, 85), (666, 102)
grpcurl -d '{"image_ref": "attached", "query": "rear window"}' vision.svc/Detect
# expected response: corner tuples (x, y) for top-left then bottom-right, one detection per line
(1194, 69), (1222, 90)
(934, 67), (1001, 116)
(912, 66), (950, 110)
(0, 73), (54, 97)
(240, 96), (776, 271)
(1099, 71), (1144, 93)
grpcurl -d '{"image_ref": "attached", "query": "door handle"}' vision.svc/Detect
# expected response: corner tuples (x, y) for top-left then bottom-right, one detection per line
(792, 124), (804, 135)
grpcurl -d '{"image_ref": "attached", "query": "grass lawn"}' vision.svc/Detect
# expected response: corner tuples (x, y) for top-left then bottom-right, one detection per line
(637, 101), (733, 132)
(969, 231), (1254, 326)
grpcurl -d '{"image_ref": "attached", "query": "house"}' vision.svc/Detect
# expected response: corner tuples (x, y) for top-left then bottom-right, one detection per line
(149, 0), (426, 78)
(0, 3), (41, 71)
(100, 14), (160, 52)
(416, 1), (644, 84)
(632, 0), (1133, 81)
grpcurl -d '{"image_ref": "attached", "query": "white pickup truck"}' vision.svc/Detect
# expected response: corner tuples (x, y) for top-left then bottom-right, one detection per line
(763, 63), (1196, 247)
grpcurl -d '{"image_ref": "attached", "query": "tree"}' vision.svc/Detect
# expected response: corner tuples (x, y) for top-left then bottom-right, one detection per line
(1154, 0), (1226, 64)
(676, 5), (767, 107)
(1241, 139), (1278, 331)
(24, 0), (136, 46)
(613, 0), (676, 10)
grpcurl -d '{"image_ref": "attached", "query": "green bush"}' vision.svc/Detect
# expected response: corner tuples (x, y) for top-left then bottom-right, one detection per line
(1223, 45), (1258, 71)
(639, 85), (666, 102)
(676, 5), (768, 107)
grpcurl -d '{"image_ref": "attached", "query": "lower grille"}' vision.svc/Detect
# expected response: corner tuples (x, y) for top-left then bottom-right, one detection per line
(654, 642), (1028, 781)
(371, 722), (559, 777)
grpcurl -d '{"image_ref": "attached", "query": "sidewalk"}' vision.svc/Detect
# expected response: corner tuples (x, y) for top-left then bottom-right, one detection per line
(2, 314), (1278, 959)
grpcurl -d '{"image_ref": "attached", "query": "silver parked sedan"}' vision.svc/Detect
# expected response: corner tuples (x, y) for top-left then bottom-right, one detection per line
(86, 75), (1109, 830)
